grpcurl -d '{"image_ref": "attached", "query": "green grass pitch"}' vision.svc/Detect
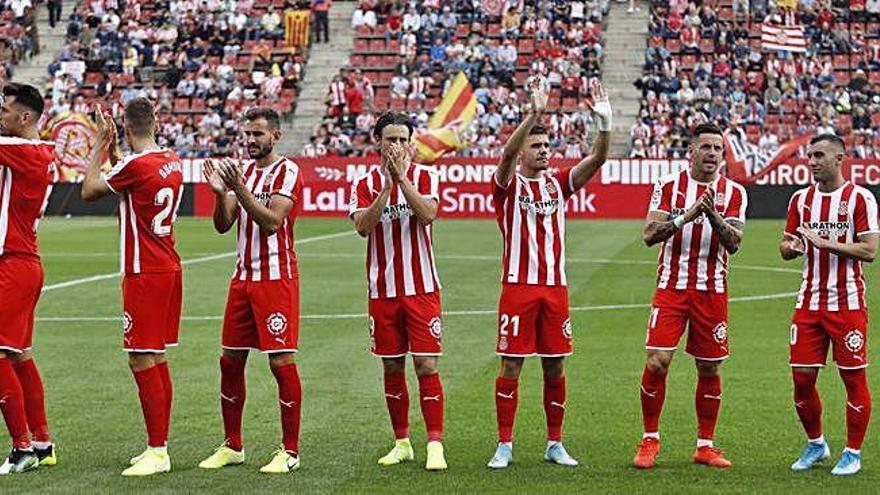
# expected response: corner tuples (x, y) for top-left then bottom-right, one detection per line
(6, 216), (880, 493)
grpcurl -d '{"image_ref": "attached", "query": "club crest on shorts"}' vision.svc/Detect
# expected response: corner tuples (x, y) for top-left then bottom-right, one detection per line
(123, 311), (133, 333)
(712, 322), (728, 343)
(845, 329), (865, 353)
(562, 318), (572, 339)
(498, 336), (508, 351)
(428, 317), (442, 339)
(266, 312), (288, 336)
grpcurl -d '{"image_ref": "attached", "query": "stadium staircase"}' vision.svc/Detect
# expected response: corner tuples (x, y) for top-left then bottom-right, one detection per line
(14, 0), (76, 88)
(601, 1), (649, 155)
(280, 1), (356, 155)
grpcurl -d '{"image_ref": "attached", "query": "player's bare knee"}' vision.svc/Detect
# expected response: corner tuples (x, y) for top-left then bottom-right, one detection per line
(268, 352), (295, 369)
(222, 349), (249, 363)
(413, 356), (438, 377)
(382, 356), (406, 375)
(8, 349), (32, 364)
(695, 359), (721, 376)
(645, 352), (671, 373)
(541, 357), (565, 379)
(499, 357), (524, 379)
(128, 352), (156, 371)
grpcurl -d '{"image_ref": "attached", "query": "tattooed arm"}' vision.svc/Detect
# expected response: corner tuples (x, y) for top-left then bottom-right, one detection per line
(643, 193), (707, 247)
(705, 210), (744, 254)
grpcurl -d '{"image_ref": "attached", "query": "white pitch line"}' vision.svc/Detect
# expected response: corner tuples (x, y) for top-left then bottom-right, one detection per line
(35, 291), (798, 322)
(41, 230), (353, 292)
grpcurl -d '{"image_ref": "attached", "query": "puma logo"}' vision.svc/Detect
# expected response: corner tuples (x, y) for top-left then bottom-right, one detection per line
(847, 401), (865, 413)
(422, 395), (441, 402)
(280, 399), (296, 408)
(549, 401), (565, 409)
(795, 401), (806, 409)
(702, 394), (722, 401)
(385, 393), (404, 400)
(640, 385), (657, 398)
(220, 393), (237, 404)
(496, 391), (515, 400)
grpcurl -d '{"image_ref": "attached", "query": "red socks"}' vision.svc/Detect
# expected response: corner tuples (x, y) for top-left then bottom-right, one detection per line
(495, 376), (518, 443)
(640, 366), (667, 435)
(543, 376), (566, 442)
(132, 365), (167, 448)
(792, 371), (823, 440)
(219, 355), (246, 451)
(12, 359), (49, 443)
(383, 372), (410, 440)
(156, 361), (173, 442)
(417, 373), (444, 442)
(696, 374), (722, 441)
(840, 369), (871, 450)
(0, 359), (29, 449)
(271, 363), (302, 455)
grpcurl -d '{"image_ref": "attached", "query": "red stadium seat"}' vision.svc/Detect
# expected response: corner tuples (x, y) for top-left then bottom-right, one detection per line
(834, 71), (850, 85)
(872, 113), (880, 127)
(680, 55), (697, 69)
(368, 39), (386, 53)
(833, 54), (850, 69)
(387, 39), (400, 52)
(868, 23), (880, 36)
(365, 55), (382, 67)
(667, 39), (681, 53)
(382, 55), (398, 66)
(354, 38), (369, 52)
(718, 7), (734, 20)
(355, 26), (371, 36)
(349, 55), (365, 67)
(173, 98), (190, 110)
(700, 39), (715, 53)
(390, 98), (405, 110)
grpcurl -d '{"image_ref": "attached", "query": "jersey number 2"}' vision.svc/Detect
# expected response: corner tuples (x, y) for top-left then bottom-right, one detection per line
(153, 186), (182, 236)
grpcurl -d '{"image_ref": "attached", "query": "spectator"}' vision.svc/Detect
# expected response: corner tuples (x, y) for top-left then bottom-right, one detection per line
(313, 0), (331, 43)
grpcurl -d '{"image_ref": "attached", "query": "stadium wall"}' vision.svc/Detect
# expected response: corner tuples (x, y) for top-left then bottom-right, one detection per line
(46, 158), (880, 219)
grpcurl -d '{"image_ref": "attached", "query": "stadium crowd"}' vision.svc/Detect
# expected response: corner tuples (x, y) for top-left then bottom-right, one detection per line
(632, 0), (880, 161)
(0, 0), (42, 80)
(41, 0), (313, 158)
(304, 0), (611, 158)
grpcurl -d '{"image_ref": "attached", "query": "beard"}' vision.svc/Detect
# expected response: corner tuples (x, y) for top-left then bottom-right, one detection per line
(247, 144), (272, 159)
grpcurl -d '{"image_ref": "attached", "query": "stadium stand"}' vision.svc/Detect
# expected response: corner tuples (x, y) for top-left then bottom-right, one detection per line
(304, 0), (611, 159)
(41, 0), (312, 158)
(0, 0), (42, 80)
(632, 0), (880, 160)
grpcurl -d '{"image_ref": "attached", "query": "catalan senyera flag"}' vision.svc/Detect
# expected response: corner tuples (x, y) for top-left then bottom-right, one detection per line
(414, 72), (477, 163)
(285, 10), (311, 47)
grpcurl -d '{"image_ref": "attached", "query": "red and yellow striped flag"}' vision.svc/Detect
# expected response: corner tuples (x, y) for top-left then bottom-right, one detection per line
(414, 72), (477, 163)
(285, 10), (311, 47)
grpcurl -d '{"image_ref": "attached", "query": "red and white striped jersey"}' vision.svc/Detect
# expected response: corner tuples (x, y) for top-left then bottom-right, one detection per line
(104, 148), (184, 274)
(492, 167), (575, 286)
(349, 164), (441, 299)
(785, 182), (879, 311)
(650, 170), (748, 293)
(329, 80), (346, 106)
(0, 137), (56, 259)
(232, 157), (303, 281)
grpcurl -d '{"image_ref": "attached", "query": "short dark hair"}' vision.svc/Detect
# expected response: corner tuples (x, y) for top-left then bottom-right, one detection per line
(244, 106), (281, 130)
(809, 133), (845, 152)
(2, 83), (44, 116)
(690, 122), (723, 140)
(528, 123), (548, 136)
(373, 111), (413, 140)
(124, 97), (156, 138)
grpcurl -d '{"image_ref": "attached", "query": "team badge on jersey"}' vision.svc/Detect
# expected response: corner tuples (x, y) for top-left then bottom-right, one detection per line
(715, 192), (725, 207)
(266, 312), (288, 336)
(122, 311), (133, 333)
(428, 317), (442, 339)
(544, 181), (558, 196)
(838, 201), (848, 216)
(712, 322), (728, 343)
(845, 329), (865, 353)
(562, 318), (572, 339)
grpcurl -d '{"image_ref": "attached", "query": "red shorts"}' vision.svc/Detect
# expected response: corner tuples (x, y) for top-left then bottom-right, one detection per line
(790, 309), (868, 369)
(645, 289), (729, 361)
(495, 284), (572, 357)
(0, 255), (43, 353)
(122, 271), (182, 353)
(223, 277), (299, 353)
(368, 292), (442, 357)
